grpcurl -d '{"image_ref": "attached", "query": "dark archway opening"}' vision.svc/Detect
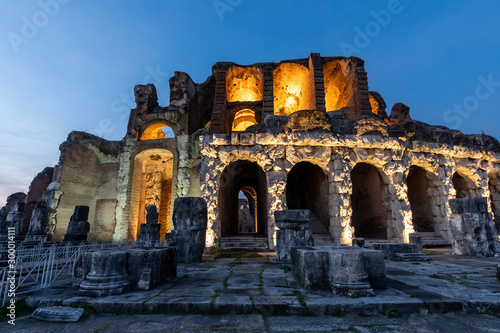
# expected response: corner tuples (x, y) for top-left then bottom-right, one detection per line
(351, 163), (387, 239)
(220, 161), (267, 237)
(452, 172), (475, 198)
(286, 162), (330, 233)
(407, 166), (434, 232)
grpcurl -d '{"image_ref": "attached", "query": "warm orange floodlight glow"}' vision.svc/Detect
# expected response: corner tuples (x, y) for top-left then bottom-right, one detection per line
(226, 66), (263, 102)
(369, 94), (380, 115)
(139, 123), (174, 140)
(231, 109), (257, 132)
(273, 63), (315, 116)
(323, 60), (350, 111)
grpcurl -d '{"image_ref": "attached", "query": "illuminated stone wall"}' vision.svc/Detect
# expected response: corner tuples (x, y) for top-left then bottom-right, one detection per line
(200, 132), (500, 248)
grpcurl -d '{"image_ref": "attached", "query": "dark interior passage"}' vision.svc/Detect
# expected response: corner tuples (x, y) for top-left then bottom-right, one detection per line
(407, 166), (434, 232)
(452, 172), (475, 198)
(350, 163), (387, 239)
(286, 162), (330, 233)
(220, 161), (267, 236)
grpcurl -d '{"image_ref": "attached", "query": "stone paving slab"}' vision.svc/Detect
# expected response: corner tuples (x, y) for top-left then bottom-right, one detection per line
(21, 251), (500, 319)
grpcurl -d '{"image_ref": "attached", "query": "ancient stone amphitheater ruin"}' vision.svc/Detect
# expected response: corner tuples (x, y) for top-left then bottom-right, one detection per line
(4, 53), (500, 254)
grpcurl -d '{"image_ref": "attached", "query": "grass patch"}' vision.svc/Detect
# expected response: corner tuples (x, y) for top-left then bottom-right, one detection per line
(257, 264), (266, 296)
(223, 269), (233, 288)
(280, 264), (291, 272)
(380, 306), (401, 318)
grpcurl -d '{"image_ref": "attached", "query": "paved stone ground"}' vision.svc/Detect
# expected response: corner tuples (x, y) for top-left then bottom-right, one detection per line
(2, 313), (500, 332)
(3, 249), (500, 331)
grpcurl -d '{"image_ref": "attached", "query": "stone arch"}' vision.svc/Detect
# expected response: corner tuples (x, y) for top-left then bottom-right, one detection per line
(128, 149), (174, 240)
(219, 160), (268, 237)
(286, 161), (330, 233)
(350, 162), (391, 240)
(407, 165), (435, 232)
(231, 108), (258, 133)
(488, 171), (500, 235)
(273, 63), (315, 116)
(139, 122), (176, 140)
(452, 169), (477, 198)
(56, 145), (100, 240)
(238, 186), (257, 233)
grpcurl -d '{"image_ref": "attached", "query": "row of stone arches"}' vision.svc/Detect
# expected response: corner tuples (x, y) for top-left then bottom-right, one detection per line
(217, 159), (500, 242)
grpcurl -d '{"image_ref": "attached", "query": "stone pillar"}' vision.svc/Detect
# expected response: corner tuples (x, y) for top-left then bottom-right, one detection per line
(275, 210), (314, 262)
(164, 197), (207, 263)
(449, 197), (499, 256)
(25, 199), (50, 239)
(79, 249), (130, 297)
(63, 206), (90, 242)
(2, 202), (25, 237)
(134, 205), (161, 247)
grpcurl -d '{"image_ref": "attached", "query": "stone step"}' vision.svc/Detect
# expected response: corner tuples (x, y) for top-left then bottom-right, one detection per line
(313, 233), (333, 246)
(395, 253), (430, 262)
(219, 237), (268, 250)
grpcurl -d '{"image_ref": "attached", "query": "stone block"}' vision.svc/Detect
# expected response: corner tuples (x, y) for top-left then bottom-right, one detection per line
(64, 206), (90, 242)
(79, 249), (130, 297)
(165, 197), (207, 263)
(134, 205), (161, 248)
(409, 233), (423, 251)
(291, 246), (386, 297)
(32, 306), (84, 322)
(126, 247), (177, 290)
(275, 210), (314, 262)
(369, 243), (419, 260)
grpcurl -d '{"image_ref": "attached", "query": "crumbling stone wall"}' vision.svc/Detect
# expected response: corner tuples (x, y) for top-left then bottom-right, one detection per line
(200, 131), (500, 248)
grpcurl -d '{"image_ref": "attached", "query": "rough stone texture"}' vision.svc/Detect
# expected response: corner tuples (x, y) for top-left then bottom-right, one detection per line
(275, 210), (314, 262)
(134, 205), (161, 248)
(79, 249), (130, 297)
(388, 103), (411, 124)
(0, 192), (26, 237)
(449, 197), (499, 256)
(25, 199), (50, 239)
(134, 84), (159, 114)
(31, 306), (84, 322)
(409, 233), (423, 250)
(23, 167), (54, 235)
(126, 247), (177, 290)
(64, 206), (90, 242)
(369, 243), (420, 260)
(164, 197), (207, 263)
(76, 247), (176, 294)
(291, 246), (386, 296)
(497, 265), (500, 281)
(3, 201), (25, 236)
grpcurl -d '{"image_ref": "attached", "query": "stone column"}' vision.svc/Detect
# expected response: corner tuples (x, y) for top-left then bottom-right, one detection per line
(134, 205), (161, 247)
(275, 210), (314, 262)
(25, 199), (50, 239)
(3, 202), (25, 237)
(63, 206), (90, 242)
(164, 197), (207, 263)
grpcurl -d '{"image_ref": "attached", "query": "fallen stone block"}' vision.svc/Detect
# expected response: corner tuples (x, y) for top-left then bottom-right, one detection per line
(275, 210), (314, 262)
(32, 306), (84, 322)
(369, 243), (419, 260)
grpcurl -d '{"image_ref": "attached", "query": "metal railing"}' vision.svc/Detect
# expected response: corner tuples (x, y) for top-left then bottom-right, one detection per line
(0, 241), (121, 306)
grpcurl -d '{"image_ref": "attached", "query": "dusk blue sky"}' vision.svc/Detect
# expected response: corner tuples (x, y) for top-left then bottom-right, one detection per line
(1, 0), (500, 206)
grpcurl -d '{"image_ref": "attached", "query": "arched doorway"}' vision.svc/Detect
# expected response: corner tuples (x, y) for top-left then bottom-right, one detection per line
(350, 163), (389, 239)
(452, 171), (476, 198)
(407, 166), (434, 232)
(286, 162), (330, 234)
(220, 161), (267, 237)
(129, 149), (174, 240)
